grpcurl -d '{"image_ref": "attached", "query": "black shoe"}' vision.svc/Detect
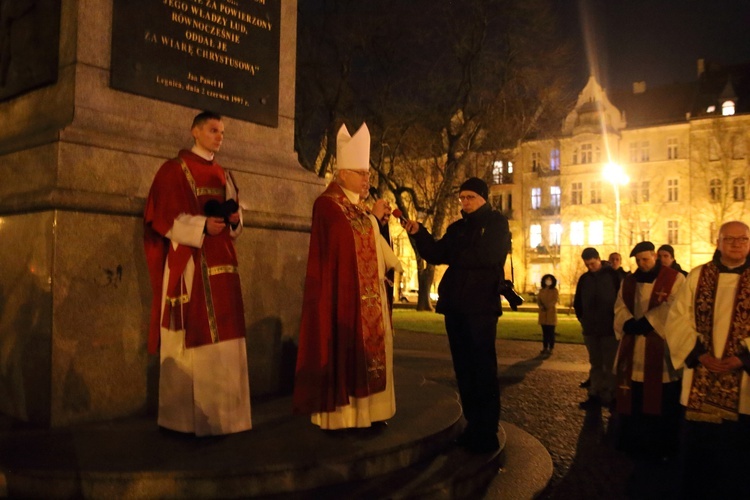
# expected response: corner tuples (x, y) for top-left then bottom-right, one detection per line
(579, 378), (591, 389)
(578, 396), (601, 409)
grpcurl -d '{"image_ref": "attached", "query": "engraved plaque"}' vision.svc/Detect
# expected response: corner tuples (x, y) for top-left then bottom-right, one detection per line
(0, 0), (60, 102)
(111, 0), (280, 127)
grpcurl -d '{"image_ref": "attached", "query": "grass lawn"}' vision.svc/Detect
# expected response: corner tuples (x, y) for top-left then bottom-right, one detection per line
(393, 308), (584, 345)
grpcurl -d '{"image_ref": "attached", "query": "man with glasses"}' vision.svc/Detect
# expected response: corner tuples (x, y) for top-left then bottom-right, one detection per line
(665, 220), (750, 498)
(403, 177), (511, 453)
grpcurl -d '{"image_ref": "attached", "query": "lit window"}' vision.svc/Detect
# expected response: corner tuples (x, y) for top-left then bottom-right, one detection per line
(667, 220), (679, 245)
(590, 181), (602, 204)
(549, 224), (562, 246)
(530, 224), (542, 248)
(639, 222), (650, 241)
(722, 100), (735, 116)
(641, 141), (650, 162)
(492, 161), (503, 184)
(734, 178), (746, 201)
(667, 178), (679, 202)
(507, 162), (513, 173)
(709, 179), (722, 202)
(581, 143), (593, 164)
(531, 151), (541, 171)
(550, 149), (560, 170)
(492, 194), (504, 210)
(588, 221), (603, 245)
(571, 182), (583, 205)
(570, 221), (584, 246)
(531, 187), (542, 209)
(667, 138), (678, 160)
(629, 142), (638, 163)
(707, 105), (716, 113)
(550, 186), (561, 207)
(641, 181), (650, 202)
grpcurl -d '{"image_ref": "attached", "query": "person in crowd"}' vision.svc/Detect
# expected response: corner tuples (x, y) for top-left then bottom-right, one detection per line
(657, 244), (688, 277)
(574, 247), (622, 410)
(613, 241), (685, 458)
(665, 221), (750, 498)
(143, 110), (251, 436)
(293, 123), (401, 430)
(537, 274), (559, 356)
(403, 177), (511, 453)
(608, 252), (628, 280)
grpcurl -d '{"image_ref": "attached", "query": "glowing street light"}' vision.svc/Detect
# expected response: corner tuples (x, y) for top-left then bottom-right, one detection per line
(603, 162), (629, 252)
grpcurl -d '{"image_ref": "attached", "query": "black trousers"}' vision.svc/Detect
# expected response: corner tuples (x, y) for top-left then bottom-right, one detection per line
(541, 324), (555, 350)
(678, 412), (750, 499)
(616, 380), (682, 458)
(444, 313), (500, 438)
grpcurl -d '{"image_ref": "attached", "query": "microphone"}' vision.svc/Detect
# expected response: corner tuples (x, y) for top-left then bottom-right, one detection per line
(392, 208), (409, 225)
(368, 186), (380, 200)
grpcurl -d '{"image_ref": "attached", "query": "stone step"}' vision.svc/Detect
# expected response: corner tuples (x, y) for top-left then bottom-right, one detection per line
(0, 366), (552, 499)
(0, 368), (465, 498)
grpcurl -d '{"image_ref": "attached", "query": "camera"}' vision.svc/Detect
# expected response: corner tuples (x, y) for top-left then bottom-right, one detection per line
(204, 199), (239, 225)
(498, 279), (524, 311)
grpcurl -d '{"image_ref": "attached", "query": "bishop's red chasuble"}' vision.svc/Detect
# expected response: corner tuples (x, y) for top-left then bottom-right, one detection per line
(293, 182), (388, 415)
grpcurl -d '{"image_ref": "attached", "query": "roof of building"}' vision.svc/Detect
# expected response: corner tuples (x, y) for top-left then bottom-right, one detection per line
(605, 60), (750, 129)
(609, 82), (697, 128)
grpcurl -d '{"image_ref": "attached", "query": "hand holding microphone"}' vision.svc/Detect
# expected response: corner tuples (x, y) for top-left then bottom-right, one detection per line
(394, 208), (419, 235)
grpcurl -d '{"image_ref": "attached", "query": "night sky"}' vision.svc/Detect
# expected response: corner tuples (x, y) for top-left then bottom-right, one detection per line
(563, 0), (750, 91)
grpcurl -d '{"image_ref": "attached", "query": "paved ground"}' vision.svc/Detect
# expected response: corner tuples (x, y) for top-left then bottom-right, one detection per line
(395, 330), (680, 500)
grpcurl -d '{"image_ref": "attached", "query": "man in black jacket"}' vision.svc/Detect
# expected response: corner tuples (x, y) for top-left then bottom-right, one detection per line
(574, 247), (622, 410)
(404, 177), (510, 453)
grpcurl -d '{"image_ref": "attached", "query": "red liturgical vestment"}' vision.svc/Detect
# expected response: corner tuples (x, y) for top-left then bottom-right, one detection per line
(143, 149), (251, 436)
(293, 182), (393, 425)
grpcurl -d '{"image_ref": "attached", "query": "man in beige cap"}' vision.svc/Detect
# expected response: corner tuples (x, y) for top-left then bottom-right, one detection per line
(293, 123), (402, 430)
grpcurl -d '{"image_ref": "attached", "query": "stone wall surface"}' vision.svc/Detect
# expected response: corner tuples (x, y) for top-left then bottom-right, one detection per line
(0, 0), (319, 426)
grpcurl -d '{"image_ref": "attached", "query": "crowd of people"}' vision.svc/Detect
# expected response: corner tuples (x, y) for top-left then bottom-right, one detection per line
(144, 114), (749, 496)
(565, 224), (750, 498)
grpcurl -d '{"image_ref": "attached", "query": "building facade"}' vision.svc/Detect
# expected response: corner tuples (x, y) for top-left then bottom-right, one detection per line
(491, 60), (750, 300)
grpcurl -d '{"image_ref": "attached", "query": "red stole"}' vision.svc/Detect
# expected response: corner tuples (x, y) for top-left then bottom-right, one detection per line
(616, 266), (679, 415)
(686, 263), (750, 422)
(293, 183), (387, 414)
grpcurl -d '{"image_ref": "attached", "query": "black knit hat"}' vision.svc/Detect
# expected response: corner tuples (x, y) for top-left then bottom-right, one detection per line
(630, 241), (655, 257)
(459, 177), (489, 201)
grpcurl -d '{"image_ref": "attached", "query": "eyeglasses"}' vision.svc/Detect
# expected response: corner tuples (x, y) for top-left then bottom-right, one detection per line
(721, 236), (750, 244)
(458, 194), (478, 202)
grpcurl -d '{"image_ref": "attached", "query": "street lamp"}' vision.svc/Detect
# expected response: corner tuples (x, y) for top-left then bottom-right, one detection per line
(603, 162), (629, 253)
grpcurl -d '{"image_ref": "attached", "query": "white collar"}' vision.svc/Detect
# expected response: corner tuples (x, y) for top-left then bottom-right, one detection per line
(191, 145), (215, 161)
(340, 186), (360, 204)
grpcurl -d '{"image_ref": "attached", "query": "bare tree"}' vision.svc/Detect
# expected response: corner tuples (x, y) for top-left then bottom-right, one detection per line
(296, 0), (574, 309)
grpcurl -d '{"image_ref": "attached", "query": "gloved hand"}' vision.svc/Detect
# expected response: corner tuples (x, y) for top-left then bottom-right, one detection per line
(623, 318), (638, 335)
(632, 317), (653, 335)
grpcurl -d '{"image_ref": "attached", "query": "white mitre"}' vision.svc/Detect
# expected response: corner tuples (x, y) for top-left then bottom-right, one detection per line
(335, 123), (370, 171)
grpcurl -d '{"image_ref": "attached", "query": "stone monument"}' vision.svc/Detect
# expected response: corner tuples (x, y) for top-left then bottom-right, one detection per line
(0, 0), (321, 427)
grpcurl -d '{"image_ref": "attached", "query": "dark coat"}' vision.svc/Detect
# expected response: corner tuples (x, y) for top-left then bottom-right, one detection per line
(573, 263), (621, 337)
(412, 203), (510, 315)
